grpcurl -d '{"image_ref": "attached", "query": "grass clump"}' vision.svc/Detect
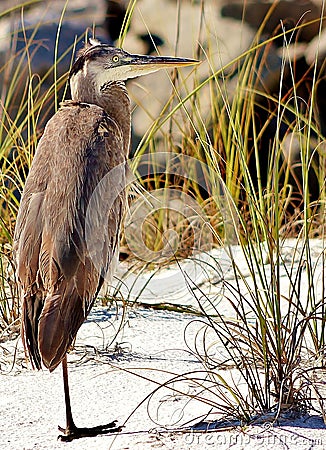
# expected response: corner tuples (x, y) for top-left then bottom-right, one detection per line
(115, 2), (326, 427)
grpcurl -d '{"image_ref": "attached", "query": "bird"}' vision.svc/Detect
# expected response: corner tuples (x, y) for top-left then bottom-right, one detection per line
(13, 39), (198, 441)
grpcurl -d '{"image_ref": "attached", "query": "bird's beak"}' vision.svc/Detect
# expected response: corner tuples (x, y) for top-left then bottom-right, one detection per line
(127, 53), (200, 70)
(94, 49), (200, 82)
(119, 53), (199, 79)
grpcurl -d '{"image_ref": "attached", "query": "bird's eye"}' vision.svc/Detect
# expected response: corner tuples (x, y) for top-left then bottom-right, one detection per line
(112, 55), (119, 63)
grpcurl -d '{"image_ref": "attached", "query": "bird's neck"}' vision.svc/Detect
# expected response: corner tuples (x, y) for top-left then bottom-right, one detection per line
(70, 79), (131, 156)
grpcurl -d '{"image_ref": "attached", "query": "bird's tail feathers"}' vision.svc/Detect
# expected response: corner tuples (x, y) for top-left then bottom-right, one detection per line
(21, 291), (44, 370)
(38, 287), (85, 372)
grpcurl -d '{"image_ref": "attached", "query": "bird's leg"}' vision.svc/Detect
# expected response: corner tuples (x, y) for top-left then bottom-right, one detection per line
(58, 355), (122, 442)
(58, 355), (76, 435)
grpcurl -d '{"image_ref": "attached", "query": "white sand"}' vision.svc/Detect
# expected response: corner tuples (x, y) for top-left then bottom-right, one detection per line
(1, 240), (326, 449)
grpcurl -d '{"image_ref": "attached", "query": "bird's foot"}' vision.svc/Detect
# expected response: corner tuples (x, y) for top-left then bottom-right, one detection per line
(57, 421), (122, 442)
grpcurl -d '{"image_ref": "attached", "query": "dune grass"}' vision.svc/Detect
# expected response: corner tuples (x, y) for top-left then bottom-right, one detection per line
(114, 3), (326, 425)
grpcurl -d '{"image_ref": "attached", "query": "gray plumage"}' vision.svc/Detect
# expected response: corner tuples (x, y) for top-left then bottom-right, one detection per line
(14, 45), (131, 372)
(13, 39), (197, 439)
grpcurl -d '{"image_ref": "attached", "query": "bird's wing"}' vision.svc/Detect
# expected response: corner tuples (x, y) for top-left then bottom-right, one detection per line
(14, 102), (127, 371)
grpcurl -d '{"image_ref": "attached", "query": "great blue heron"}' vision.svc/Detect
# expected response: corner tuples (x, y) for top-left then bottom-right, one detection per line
(13, 39), (197, 441)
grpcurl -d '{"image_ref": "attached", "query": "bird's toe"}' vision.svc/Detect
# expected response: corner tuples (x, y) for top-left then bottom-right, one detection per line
(57, 421), (122, 441)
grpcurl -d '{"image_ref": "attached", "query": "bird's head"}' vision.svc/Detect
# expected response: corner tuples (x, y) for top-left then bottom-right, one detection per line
(69, 39), (198, 98)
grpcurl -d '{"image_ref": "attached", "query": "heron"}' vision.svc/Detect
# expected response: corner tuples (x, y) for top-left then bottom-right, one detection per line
(13, 39), (197, 441)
